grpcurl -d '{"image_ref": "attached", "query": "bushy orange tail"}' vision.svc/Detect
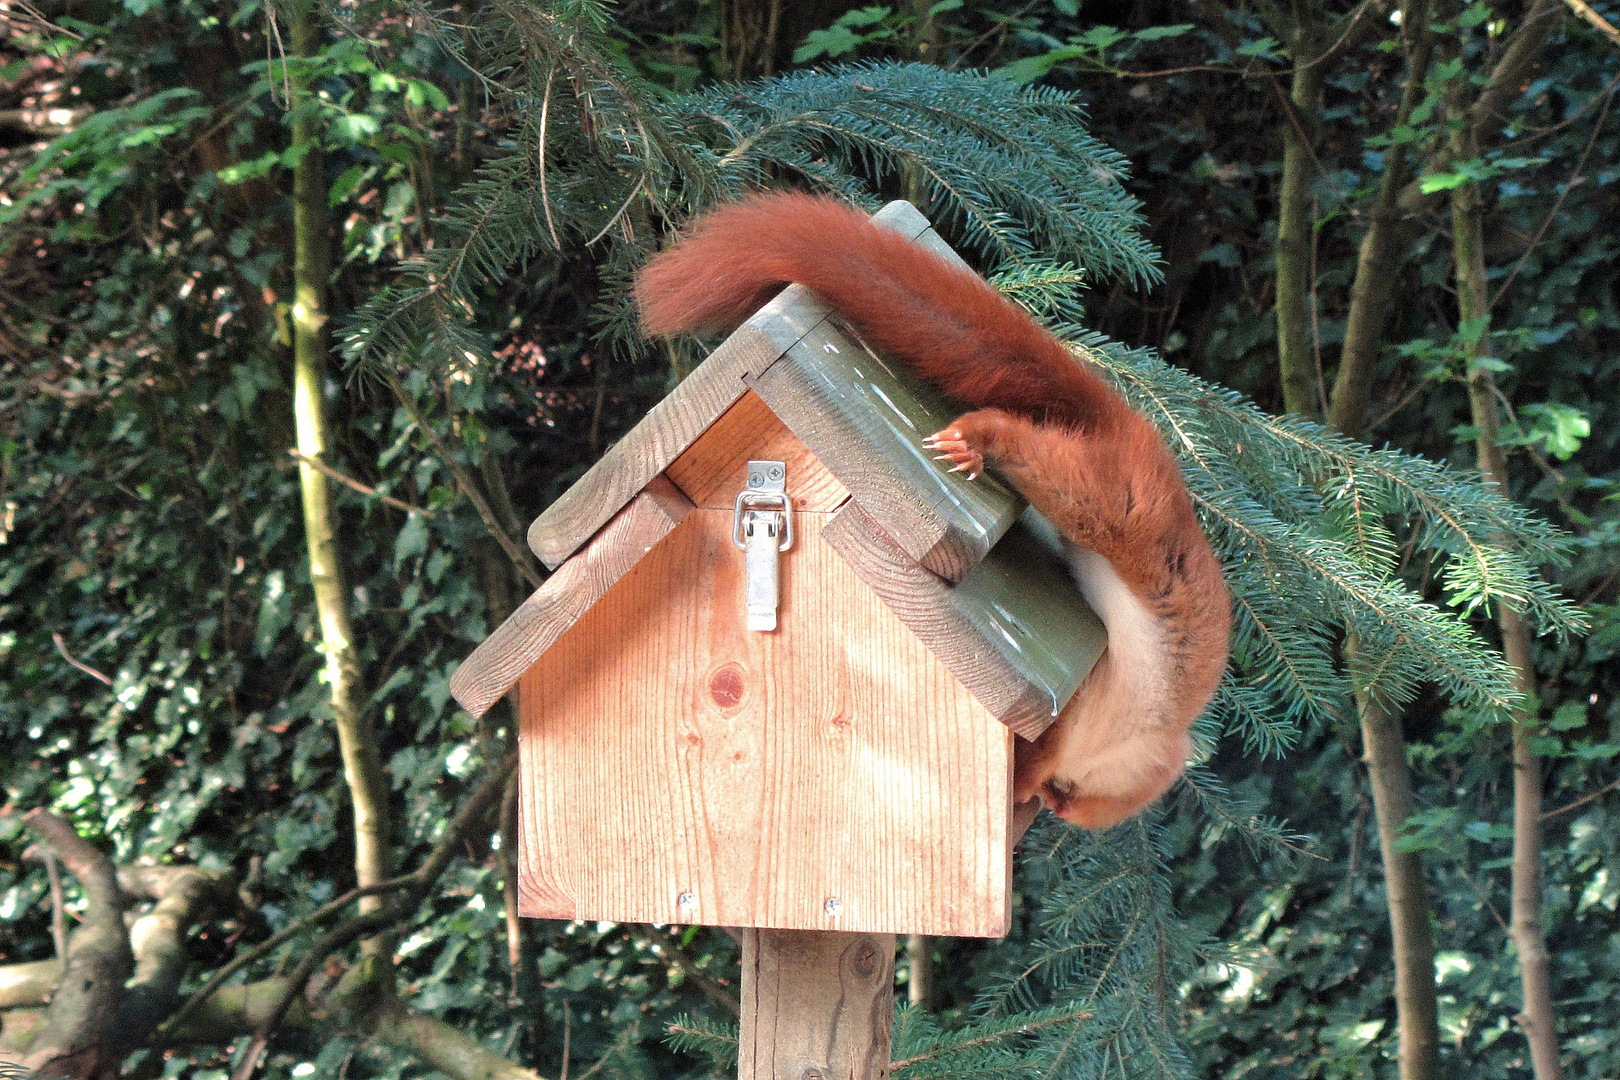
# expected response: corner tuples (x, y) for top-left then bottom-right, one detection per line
(636, 193), (1126, 428)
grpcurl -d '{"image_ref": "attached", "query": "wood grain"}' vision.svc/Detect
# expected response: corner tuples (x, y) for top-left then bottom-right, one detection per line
(525, 200), (937, 570)
(525, 325), (772, 570)
(739, 930), (895, 1080)
(516, 509), (1014, 936)
(748, 318), (1023, 583)
(451, 477), (693, 720)
(664, 389), (850, 512)
(821, 501), (1106, 742)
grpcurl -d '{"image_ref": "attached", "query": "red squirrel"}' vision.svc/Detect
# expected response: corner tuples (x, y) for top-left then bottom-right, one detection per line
(636, 193), (1231, 829)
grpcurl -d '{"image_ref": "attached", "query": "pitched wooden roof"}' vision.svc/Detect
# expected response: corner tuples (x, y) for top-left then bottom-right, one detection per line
(525, 201), (1023, 579)
(451, 200), (1106, 738)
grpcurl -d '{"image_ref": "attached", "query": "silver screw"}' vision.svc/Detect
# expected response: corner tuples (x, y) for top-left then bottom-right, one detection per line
(823, 896), (843, 916)
(676, 892), (696, 910)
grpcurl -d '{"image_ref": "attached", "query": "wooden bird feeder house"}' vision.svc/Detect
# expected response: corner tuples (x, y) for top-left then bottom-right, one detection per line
(450, 201), (1106, 1078)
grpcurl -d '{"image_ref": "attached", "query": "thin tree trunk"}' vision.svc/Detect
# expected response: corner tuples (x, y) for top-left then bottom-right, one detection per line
(287, 0), (393, 939)
(454, 22), (477, 188)
(1274, 51), (1328, 419)
(1354, 678), (1441, 1080)
(1301, 8), (1450, 1076)
(1268, 9), (1444, 1076)
(905, 934), (933, 1008)
(1327, 0), (1435, 435)
(912, 0), (941, 61)
(1450, 170), (1564, 1080)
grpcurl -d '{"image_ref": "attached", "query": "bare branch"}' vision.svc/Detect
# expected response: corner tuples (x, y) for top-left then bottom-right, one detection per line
(1561, 0), (1620, 46)
(387, 372), (545, 589)
(1490, 77), (1618, 308)
(378, 1006), (548, 1080)
(0, 106), (87, 137)
(162, 754), (516, 1043)
(1542, 777), (1620, 821)
(51, 633), (113, 686)
(0, 959), (61, 1010)
(158, 878), (416, 1040)
(1469, 0), (1569, 134)
(21, 846), (68, 962)
(626, 926), (740, 1017)
(286, 449), (435, 516)
(17, 810), (132, 1075)
(116, 866), (242, 1048)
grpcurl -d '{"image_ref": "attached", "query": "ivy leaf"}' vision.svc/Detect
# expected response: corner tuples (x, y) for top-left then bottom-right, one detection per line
(333, 113), (382, 141)
(1520, 403), (1591, 460)
(1235, 36), (1282, 59)
(1074, 25), (1129, 49)
(1549, 701), (1589, 731)
(1136, 23), (1195, 39)
(793, 25), (864, 62)
(838, 5), (893, 28)
(1420, 171), (1472, 193)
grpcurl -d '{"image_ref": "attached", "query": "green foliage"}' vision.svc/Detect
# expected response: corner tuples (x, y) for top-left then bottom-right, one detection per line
(675, 63), (1161, 278)
(793, 7), (901, 63)
(348, 43), (1162, 381)
(663, 1014), (738, 1073)
(980, 1), (1620, 1075)
(1001, 258), (1582, 727)
(4, 0), (1617, 1078)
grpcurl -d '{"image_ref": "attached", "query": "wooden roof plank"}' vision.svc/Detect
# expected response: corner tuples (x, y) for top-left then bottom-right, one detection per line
(949, 509), (1106, 720)
(454, 476), (693, 718)
(821, 500), (1105, 740)
(526, 325), (771, 570)
(749, 319), (1023, 583)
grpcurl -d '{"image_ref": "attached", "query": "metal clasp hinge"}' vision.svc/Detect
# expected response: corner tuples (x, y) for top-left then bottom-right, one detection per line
(732, 461), (793, 632)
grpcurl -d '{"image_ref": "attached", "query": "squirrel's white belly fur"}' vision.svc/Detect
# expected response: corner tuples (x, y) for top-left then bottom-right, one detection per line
(1056, 545), (1189, 797)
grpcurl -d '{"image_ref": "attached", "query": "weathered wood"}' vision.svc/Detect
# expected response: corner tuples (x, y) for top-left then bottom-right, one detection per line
(749, 318), (1023, 583)
(452, 476), (693, 719)
(664, 389), (850, 512)
(526, 327), (771, 569)
(738, 929), (895, 1080)
(526, 200), (937, 569)
(821, 501), (1105, 741)
(516, 506), (1014, 936)
(912, 227), (965, 266)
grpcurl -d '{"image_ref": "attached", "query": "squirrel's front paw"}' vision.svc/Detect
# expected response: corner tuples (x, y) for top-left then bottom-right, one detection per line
(923, 428), (984, 481)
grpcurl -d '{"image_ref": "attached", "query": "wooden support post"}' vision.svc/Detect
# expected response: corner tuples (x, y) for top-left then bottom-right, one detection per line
(739, 930), (895, 1080)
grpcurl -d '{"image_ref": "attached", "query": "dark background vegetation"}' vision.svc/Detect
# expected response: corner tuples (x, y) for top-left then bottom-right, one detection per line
(1, 0), (1616, 1077)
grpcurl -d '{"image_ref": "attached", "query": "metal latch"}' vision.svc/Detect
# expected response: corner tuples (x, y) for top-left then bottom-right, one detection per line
(732, 460), (793, 632)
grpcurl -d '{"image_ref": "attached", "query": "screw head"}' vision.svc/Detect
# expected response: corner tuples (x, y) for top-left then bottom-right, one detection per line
(676, 891), (696, 910)
(823, 896), (843, 916)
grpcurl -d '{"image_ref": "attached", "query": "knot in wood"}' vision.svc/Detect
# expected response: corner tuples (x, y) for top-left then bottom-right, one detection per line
(798, 1067), (828, 1080)
(708, 663), (746, 709)
(849, 937), (880, 979)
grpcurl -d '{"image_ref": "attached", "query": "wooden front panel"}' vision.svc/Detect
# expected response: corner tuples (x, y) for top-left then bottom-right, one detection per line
(516, 509), (1014, 938)
(664, 389), (850, 512)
